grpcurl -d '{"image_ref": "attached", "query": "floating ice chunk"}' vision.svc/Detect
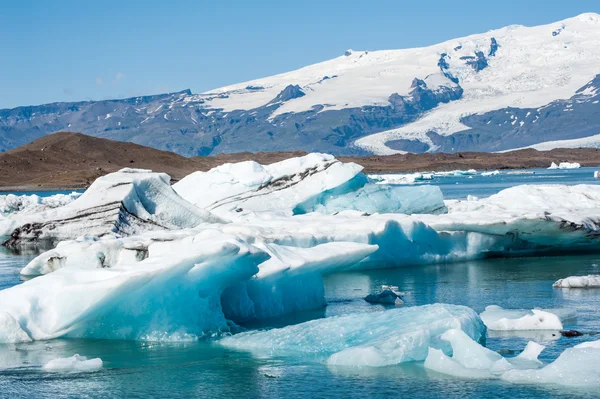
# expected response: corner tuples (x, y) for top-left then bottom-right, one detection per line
(0, 312), (32, 343)
(502, 346), (600, 387)
(1, 231), (267, 341)
(174, 153), (363, 218)
(548, 162), (581, 169)
(553, 275), (600, 288)
(514, 341), (545, 365)
(434, 169), (477, 177)
(220, 304), (485, 367)
(43, 354), (103, 373)
(424, 329), (509, 379)
(480, 306), (563, 331)
(426, 328), (600, 387)
(481, 170), (500, 176)
(0, 192), (81, 216)
(2, 169), (223, 248)
(368, 172), (432, 185)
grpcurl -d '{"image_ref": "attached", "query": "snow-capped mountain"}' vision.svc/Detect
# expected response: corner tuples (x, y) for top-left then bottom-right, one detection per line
(1, 13), (600, 156)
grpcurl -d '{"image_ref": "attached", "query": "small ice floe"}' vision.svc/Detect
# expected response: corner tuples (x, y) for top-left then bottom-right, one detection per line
(364, 285), (404, 305)
(424, 328), (600, 387)
(594, 170), (600, 179)
(554, 275), (600, 288)
(548, 162), (581, 170)
(43, 354), (103, 373)
(481, 170), (500, 177)
(480, 305), (563, 331)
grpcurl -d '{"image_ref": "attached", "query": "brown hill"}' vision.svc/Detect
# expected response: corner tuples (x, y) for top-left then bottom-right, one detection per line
(0, 132), (204, 190)
(1, 132), (599, 191)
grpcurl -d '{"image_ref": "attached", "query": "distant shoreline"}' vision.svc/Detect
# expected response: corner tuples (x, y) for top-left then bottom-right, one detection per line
(1, 132), (599, 192)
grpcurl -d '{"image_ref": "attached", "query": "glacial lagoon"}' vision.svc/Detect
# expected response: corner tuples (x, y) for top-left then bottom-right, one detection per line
(1, 167), (600, 398)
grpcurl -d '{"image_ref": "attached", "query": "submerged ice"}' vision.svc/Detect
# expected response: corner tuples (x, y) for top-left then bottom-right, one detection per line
(220, 304), (485, 367)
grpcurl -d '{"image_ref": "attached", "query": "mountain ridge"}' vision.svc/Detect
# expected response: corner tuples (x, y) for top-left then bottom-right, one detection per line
(1, 13), (600, 156)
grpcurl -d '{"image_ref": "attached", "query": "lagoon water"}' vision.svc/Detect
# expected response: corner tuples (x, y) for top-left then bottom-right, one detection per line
(1, 168), (600, 398)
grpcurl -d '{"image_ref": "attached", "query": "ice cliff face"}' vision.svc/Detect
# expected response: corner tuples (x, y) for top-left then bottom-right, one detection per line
(0, 168), (224, 248)
(1, 14), (599, 155)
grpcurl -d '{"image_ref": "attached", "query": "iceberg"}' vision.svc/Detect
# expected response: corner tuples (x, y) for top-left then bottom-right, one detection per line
(548, 162), (581, 169)
(0, 192), (81, 216)
(553, 275), (600, 288)
(424, 328), (600, 388)
(0, 230), (269, 342)
(479, 306), (563, 331)
(481, 170), (500, 177)
(173, 154), (364, 218)
(219, 304), (485, 367)
(173, 154), (446, 218)
(43, 354), (103, 373)
(367, 173), (433, 185)
(1, 168), (223, 248)
(502, 346), (600, 387)
(3, 229), (378, 342)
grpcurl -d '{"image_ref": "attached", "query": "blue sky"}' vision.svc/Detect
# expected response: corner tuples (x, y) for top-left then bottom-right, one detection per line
(1, 0), (599, 109)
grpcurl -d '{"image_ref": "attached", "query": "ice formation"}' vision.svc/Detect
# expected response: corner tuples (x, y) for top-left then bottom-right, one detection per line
(0, 192), (81, 216)
(0, 230), (270, 342)
(219, 304), (485, 367)
(548, 162), (581, 169)
(43, 354), (103, 373)
(1, 169), (223, 248)
(3, 154), (600, 350)
(479, 306), (563, 331)
(173, 154), (446, 218)
(481, 170), (500, 177)
(424, 328), (600, 387)
(553, 275), (600, 288)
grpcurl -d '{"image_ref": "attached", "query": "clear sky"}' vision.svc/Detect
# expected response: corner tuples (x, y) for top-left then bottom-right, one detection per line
(1, 0), (599, 109)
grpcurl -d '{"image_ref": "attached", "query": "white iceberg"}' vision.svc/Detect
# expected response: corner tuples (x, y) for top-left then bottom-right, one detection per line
(43, 354), (103, 373)
(173, 154), (363, 218)
(553, 275), (600, 288)
(173, 154), (446, 218)
(502, 346), (600, 387)
(479, 306), (563, 331)
(481, 170), (500, 177)
(0, 192), (81, 216)
(367, 172), (433, 185)
(548, 162), (581, 169)
(219, 304), (485, 367)
(424, 328), (600, 388)
(1, 168), (223, 248)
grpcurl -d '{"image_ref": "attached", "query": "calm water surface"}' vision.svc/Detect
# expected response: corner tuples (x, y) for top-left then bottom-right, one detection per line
(1, 168), (600, 398)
